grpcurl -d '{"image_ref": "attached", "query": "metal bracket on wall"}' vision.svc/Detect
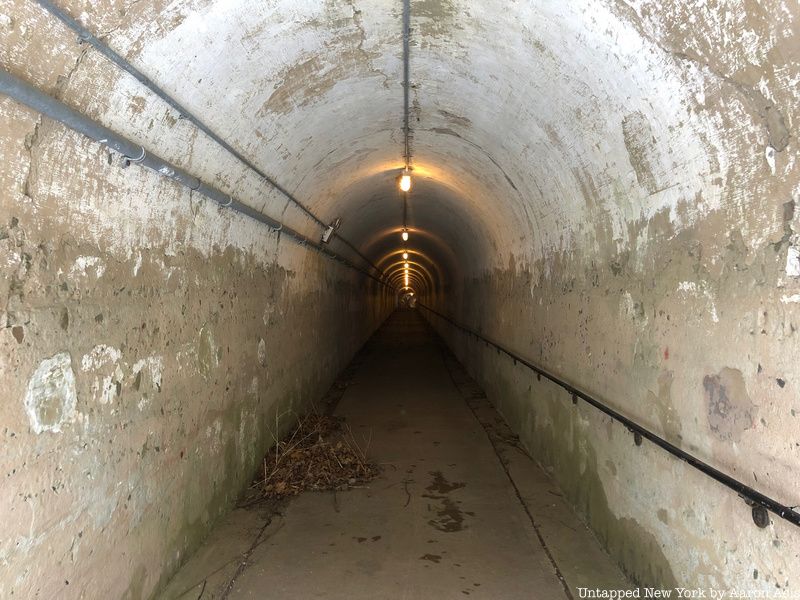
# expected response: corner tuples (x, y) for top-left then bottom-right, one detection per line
(0, 69), (392, 291)
(33, 0), (384, 278)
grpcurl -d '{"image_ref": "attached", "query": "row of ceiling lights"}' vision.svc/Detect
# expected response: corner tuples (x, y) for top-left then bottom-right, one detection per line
(399, 0), (413, 295)
(399, 173), (412, 291)
(399, 170), (411, 242)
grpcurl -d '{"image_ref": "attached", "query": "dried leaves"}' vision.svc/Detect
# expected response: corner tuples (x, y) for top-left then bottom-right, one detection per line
(253, 413), (378, 498)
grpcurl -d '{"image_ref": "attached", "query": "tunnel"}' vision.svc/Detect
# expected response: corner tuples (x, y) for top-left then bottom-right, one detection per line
(1, 0), (799, 597)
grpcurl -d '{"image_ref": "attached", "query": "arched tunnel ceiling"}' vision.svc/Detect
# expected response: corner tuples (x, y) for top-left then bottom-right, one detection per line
(23, 0), (798, 293)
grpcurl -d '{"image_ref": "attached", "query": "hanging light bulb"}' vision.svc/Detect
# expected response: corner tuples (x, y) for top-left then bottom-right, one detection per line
(401, 229), (409, 241)
(404, 262), (409, 268)
(399, 170), (412, 192)
(402, 252), (408, 260)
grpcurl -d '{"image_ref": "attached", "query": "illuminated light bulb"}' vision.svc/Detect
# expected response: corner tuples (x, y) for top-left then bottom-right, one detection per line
(401, 230), (409, 241)
(402, 252), (408, 260)
(404, 262), (409, 268)
(399, 172), (412, 192)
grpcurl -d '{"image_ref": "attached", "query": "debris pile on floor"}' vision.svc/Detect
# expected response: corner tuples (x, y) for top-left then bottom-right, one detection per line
(254, 413), (378, 498)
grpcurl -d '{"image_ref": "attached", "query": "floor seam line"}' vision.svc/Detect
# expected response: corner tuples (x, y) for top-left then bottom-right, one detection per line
(218, 514), (284, 599)
(433, 338), (575, 600)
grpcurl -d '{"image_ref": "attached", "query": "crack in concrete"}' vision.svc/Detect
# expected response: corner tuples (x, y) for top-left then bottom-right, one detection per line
(22, 116), (42, 201)
(345, 0), (391, 90)
(6, 117), (43, 327)
(666, 47), (790, 152)
(613, 0), (790, 152)
(425, 126), (523, 195)
(99, 0), (144, 40)
(349, 0), (390, 90)
(55, 44), (90, 100)
(218, 514), (284, 599)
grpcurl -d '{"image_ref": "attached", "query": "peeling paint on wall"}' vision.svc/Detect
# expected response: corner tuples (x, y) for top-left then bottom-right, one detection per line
(23, 352), (77, 434)
(257, 337), (267, 367)
(69, 256), (106, 279)
(197, 324), (219, 378)
(132, 356), (164, 393)
(785, 246), (800, 278)
(1, 0), (798, 595)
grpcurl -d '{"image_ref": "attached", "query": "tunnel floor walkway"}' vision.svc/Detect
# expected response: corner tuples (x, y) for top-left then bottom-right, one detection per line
(160, 309), (629, 599)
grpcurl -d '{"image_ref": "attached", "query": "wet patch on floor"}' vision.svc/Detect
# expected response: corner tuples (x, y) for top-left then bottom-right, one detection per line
(419, 553), (442, 563)
(352, 535), (382, 543)
(430, 497), (472, 533)
(423, 471), (472, 533)
(426, 471), (466, 494)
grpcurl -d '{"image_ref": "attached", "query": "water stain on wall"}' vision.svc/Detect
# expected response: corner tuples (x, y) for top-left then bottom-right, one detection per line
(260, 55), (336, 116)
(414, 0), (463, 39)
(649, 370), (682, 443)
(703, 368), (755, 442)
(197, 324), (220, 379)
(258, 11), (381, 117)
(534, 392), (678, 588)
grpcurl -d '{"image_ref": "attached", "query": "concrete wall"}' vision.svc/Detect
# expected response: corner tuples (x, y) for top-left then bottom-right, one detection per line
(423, 0), (800, 589)
(427, 193), (800, 589)
(2, 0), (799, 596)
(0, 4), (393, 598)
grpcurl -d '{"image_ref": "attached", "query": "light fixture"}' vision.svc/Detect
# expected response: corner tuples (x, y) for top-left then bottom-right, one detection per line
(401, 229), (409, 241)
(399, 170), (412, 192)
(402, 252), (408, 260)
(404, 262), (409, 268)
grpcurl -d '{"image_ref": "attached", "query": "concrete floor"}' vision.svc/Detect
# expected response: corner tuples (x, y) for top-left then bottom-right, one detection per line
(159, 310), (630, 599)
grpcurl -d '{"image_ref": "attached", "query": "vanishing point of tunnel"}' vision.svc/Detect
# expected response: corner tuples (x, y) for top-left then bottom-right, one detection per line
(1, 0), (799, 598)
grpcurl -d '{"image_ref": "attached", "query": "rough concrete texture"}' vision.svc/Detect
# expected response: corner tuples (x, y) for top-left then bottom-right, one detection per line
(160, 311), (629, 599)
(0, 2), (393, 598)
(1, 0), (799, 596)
